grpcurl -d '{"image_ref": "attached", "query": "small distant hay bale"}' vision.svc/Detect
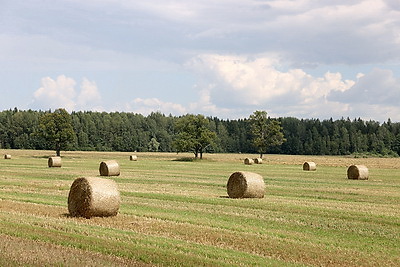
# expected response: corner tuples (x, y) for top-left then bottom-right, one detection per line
(130, 155), (138, 161)
(303, 161), (316, 171)
(99, 160), (120, 176)
(254, 158), (263, 164)
(48, 156), (62, 167)
(68, 177), (120, 218)
(244, 158), (254, 165)
(227, 171), (265, 198)
(4, 154), (11, 159)
(347, 165), (369, 180)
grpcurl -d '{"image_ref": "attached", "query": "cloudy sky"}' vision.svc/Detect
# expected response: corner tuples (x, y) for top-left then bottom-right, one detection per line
(1, 0), (400, 121)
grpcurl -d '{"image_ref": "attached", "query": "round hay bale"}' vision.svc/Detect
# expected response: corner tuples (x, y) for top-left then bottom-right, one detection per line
(48, 156), (62, 167)
(347, 165), (369, 180)
(4, 154), (11, 159)
(130, 155), (137, 161)
(303, 161), (316, 171)
(68, 177), (120, 218)
(254, 158), (263, 164)
(227, 171), (265, 198)
(244, 158), (254, 165)
(99, 160), (120, 176)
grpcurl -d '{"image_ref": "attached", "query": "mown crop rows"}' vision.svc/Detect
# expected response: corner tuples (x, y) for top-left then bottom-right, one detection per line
(0, 150), (399, 266)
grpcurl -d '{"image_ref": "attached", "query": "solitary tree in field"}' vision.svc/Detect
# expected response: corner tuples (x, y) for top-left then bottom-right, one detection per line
(173, 114), (216, 159)
(37, 108), (75, 156)
(249, 110), (286, 158)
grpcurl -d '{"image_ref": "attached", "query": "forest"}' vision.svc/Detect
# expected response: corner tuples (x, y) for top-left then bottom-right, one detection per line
(1, 108), (400, 156)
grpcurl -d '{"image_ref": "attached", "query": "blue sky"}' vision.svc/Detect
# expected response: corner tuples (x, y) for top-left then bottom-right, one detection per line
(1, 0), (400, 121)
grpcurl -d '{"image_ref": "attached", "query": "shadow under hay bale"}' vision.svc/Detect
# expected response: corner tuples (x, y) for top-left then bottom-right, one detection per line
(303, 161), (316, 171)
(68, 177), (120, 218)
(4, 154), (11, 159)
(347, 165), (369, 180)
(227, 171), (265, 198)
(99, 160), (120, 176)
(48, 156), (62, 167)
(244, 158), (254, 165)
(130, 155), (137, 161)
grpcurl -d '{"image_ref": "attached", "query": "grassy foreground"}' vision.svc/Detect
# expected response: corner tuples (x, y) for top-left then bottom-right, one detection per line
(0, 150), (399, 266)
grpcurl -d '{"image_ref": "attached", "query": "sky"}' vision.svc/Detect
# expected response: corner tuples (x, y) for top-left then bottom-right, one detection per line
(1, 0), (400, 122)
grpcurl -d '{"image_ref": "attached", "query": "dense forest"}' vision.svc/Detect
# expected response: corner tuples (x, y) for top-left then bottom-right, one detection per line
(1, 108), (400, 156)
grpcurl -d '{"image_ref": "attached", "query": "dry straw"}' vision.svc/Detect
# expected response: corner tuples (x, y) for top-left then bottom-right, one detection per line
(130, 155), (138, 161)
(4, 154), (11, 159)
(254, 158), (263, 164)
(227, 171), (265, 198)
(303, 161), (316, 171)
(99, 160), (120, 176)
(347, 165), (369, 180)
(48, 156), (62, 167)
(68, 176), (120, 218)
(244, 158), (254, 165)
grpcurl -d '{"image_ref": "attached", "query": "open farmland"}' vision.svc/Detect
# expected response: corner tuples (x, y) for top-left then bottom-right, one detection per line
(0, 150), (399, 266)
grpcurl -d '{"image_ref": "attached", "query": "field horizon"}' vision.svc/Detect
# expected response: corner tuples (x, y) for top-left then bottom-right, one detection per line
(1, 149), (399, 266)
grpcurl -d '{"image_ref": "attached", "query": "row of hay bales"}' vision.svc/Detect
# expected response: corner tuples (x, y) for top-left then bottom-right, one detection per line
(244, 157), (262, 165)
(244, 158), (369, 180)
(47, 157), (125, 177)
(301, 161), (369, 180)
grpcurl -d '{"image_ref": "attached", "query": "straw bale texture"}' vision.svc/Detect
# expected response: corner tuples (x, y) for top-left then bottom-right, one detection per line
(99, 160), (120, 176)
(347, 165), (369, 180)
(254, 158), (263, 164)
(244, 158), (254, 165)
(4, 154), (11, 159)
(68, 177), (120, 218)
(48, 156), (62, 167)
(303, 161), (316, 171)
(130, 155), (138, 161)
(227, 171), (265, 198)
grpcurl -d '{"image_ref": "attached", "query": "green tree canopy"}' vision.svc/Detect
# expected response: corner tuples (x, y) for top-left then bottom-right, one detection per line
(173, 114), (216, 159)
(249, 110), (286, 158)
(36, 108), (76, 156)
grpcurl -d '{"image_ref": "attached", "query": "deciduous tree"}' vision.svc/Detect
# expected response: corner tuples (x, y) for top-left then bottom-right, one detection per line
(249, 110), (286, 158)
(37, 108), (75, 156)
(173, 114), (216, 159)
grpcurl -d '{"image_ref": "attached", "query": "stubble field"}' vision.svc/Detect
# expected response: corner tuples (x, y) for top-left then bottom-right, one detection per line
(0, 149), (399, 266)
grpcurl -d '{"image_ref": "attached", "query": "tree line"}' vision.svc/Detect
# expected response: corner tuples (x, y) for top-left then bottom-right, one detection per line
(1, 108), (400, 156)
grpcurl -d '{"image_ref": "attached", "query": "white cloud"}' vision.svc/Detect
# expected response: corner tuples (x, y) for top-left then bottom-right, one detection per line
(127, 97), (187, 116)
(33, 75), (77, 111)
(328, 68), (400, 105)
(32, 75), (102, 111)
(77, 78), (102, 109)
(187, 54), (354, 107)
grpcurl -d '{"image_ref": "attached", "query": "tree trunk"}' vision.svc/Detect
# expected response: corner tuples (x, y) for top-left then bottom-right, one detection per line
(56, 143), (61, 157)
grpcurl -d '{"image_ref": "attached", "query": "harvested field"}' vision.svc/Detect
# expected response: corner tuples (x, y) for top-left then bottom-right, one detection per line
(0, 149), (399, 266)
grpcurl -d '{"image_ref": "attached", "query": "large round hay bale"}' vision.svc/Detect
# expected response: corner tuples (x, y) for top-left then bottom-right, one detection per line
(4, 154), (11, 159)
(244, 158), (254, 165)
(303, 161), (316, 171)
(130, 155), (137, 161)
(347, 165), (369, 180)
(254, 158), (263, 164)
(99, 160), (120, 176)
(227, 171), (265, 198)
(68, 177), (120, 218)
(48, 156), (62, 167)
